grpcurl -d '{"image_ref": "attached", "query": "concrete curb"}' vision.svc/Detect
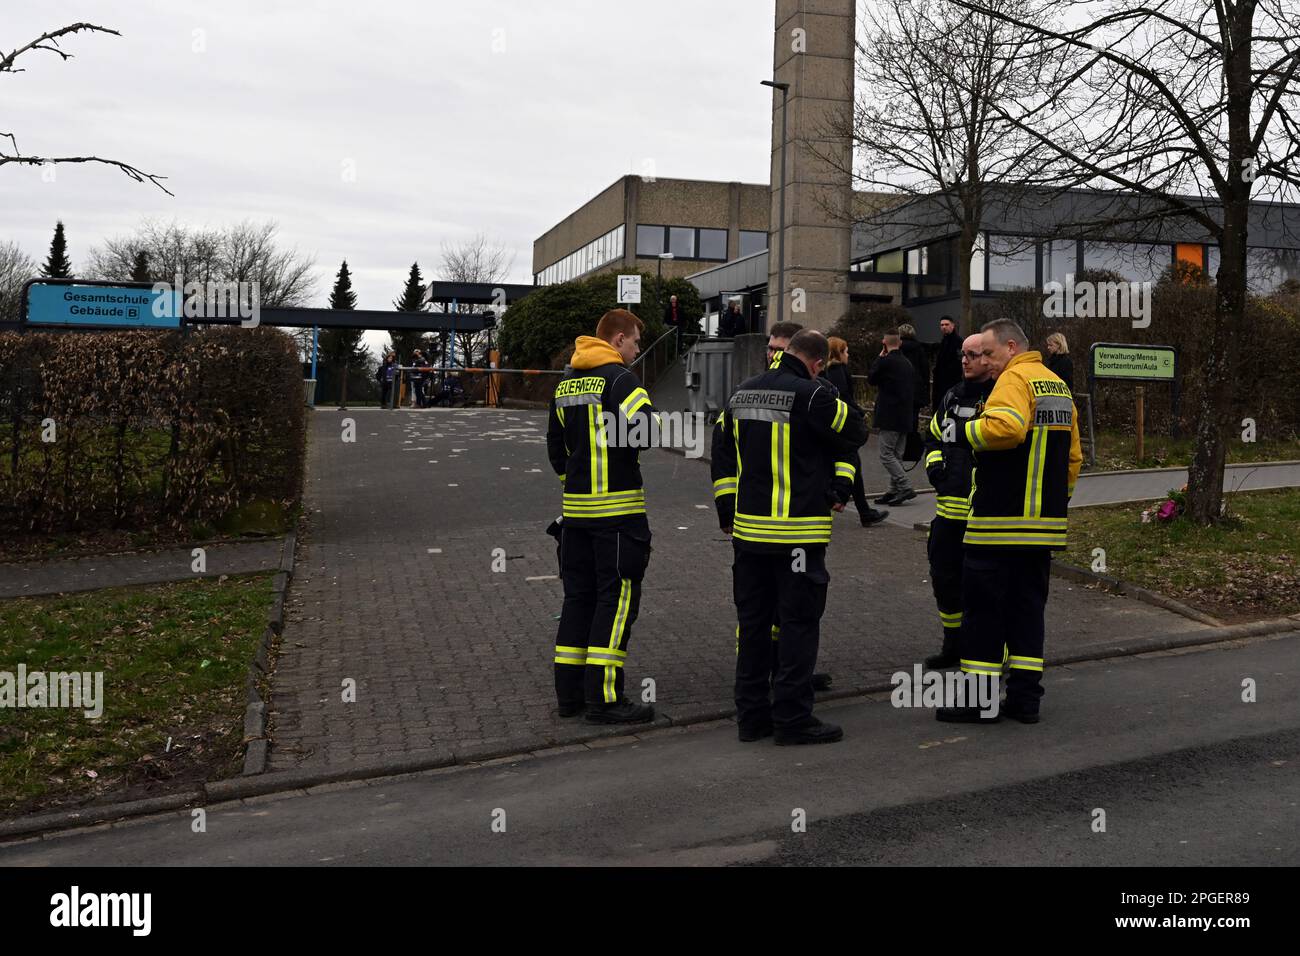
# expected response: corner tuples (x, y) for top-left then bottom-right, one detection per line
(1050, 559), (1225, 626)
(1082, 459), (1300, 478)
(0, 790), (204, 841)
(241, 525), (298, 777)
(8, 618), (1298, 842)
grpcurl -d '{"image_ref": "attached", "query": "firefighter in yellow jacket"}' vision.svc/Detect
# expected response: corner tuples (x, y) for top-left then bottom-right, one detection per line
(938, 319), (1082, 724)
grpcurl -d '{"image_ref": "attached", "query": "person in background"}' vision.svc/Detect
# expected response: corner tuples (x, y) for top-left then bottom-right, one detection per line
(377, 352), (398, 409)
(1044, 332), (1074, 392)
(868, 332), (919, 506)
(663, 294), (683, 352)
(897, 323), (931, 421)
(719, 298), (745, 338)
(932, 317), (962, 409)
(921, 333), (994, 670)
(825, 336), (889, 527)
(410, 348), (429, 407)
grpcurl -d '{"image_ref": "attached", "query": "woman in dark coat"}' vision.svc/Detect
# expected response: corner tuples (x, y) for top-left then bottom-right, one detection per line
(1045, 332), (1074, 391)
(825, 337), (888, 525)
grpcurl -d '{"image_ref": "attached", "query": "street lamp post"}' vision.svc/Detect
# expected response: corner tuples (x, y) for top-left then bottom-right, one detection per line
(657, 252), (675, 352)
(761, 79), (790, 332)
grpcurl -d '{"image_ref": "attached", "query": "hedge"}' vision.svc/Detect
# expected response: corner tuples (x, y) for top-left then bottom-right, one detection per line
(498, 270), (701, 369)
(0, 327), (306, 535)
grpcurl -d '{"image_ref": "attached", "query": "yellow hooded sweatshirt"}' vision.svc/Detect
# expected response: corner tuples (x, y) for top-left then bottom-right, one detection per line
(570, 335), (624, 370)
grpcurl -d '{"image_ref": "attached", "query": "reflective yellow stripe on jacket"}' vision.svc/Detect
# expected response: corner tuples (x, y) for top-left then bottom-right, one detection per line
(562, 489), (647, 519)
(732, 512), (833, 545)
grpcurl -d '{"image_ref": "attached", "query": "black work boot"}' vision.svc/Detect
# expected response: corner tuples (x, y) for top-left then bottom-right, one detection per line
(585, 701), (655, 724)
(738, 721), (774, 743)
(861, 507), (890, 526)
(936, 706), (1001, 724)
(557, 701), (585, 718)
(1001, 700), (1041, 724)
(774, 719), (844, 746)
(812, 672), (833, 692)
(924, 635), (960, 671)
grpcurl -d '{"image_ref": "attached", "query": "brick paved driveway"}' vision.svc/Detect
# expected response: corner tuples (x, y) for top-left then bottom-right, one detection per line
(267, 408), (1208, 771)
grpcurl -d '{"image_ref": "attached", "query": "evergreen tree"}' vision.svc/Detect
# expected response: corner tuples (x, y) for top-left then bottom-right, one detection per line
(129, 249), (151, 283)
(41, 221), (73, 279)
(330, 259), (358, 310)
(320, 260), (366, 407)
(388, 262), (430, 362)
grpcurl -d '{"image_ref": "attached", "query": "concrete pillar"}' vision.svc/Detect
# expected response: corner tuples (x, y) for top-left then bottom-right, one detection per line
(767, 0), (855, 333)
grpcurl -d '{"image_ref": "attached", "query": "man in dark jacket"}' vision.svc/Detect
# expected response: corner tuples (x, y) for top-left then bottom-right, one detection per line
(719, 298), (745, 338)
(377, 352), (398, 409)
(868, 332), (918, 505)
(931, 317), (962, 409)
(664, 295), (683, 352)
(898, 323), (931, 420)
(921, 333), (993, 669)
(711, 330), (867, 745)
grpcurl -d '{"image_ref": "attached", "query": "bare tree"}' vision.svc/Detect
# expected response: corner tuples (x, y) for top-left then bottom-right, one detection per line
(950, 0), (1300, 523)
(86, 219), (316, 307)
(840, 0), (1059, 326)
(438, 233), (516, 285)
(0, 240), (37, 323)
(1, 23), (171, 194)
(435, 234), (516, 365)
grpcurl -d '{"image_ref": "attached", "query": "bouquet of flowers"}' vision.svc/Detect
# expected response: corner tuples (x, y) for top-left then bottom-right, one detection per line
(1140, 484), (1188, 524)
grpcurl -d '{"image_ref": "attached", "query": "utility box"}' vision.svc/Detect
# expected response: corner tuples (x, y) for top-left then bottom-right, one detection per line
(685, 339), (736, 419)
(304, 379), (317, 406)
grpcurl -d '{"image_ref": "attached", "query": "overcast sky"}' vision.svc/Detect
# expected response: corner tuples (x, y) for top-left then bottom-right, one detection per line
(5, 0), (777, 348)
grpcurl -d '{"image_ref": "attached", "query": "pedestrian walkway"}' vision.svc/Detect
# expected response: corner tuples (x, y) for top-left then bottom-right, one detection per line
(0, 539), (286, 600)
(265, 408), (1211, 773)
(872, 459), (1300, 528)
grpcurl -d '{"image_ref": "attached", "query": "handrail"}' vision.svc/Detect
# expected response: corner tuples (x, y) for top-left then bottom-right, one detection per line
(629, 329), (677, 369)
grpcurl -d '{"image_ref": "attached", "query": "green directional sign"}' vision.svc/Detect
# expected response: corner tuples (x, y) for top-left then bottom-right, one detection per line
(1090, 343), (1177, 382)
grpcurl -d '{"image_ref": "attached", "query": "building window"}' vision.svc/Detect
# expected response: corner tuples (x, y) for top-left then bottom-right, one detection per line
(1247, 247), (1300, 294)
(970, 234), (986, 292)
(698, 228), (727, 261)
(876, 249), (905, 273)
(636, 225), (665, 257)
(668, 227), (696, 258)
(987, 234), (1037, 290)
(740, 230), (768, 257)
(1042, 240), (1077, 287)
(537, 224), (626, 285)
(1083, 241), (1171, 283)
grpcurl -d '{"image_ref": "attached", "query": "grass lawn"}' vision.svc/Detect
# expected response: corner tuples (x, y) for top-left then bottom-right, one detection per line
(0, 573), (273, 816)
(1065, 487), (1300, 622)
(1088, 428), (1299, 471)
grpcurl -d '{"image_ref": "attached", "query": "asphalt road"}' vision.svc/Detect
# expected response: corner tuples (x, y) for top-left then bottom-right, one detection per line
(2, 632), (1294, 866)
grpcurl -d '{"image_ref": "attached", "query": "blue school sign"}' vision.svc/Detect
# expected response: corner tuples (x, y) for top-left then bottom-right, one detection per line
(22, 280), (183, 330)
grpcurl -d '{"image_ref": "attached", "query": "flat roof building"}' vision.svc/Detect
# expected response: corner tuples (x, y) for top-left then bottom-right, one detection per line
(532, 176), (771, 287)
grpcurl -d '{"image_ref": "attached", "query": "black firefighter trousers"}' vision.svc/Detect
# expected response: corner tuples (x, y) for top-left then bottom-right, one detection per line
(960, 548), (1051, 711)
(733, 543), (829, 732)
(927, 516), (966, 650)
(553, 519), (652, 708)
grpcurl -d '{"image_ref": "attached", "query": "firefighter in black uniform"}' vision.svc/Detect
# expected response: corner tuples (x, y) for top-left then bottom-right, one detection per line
(938, 319), (1082, 724)
(712, 330), (867, 744)
(547, 309), (659, 724)
(921, 333), (993, 669)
